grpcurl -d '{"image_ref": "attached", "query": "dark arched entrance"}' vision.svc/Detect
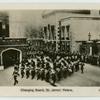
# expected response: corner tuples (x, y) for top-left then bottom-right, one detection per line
(2, 49), (20, 68)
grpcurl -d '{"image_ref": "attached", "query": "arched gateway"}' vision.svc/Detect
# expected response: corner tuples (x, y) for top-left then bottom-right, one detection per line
(1, 48), (22, 69)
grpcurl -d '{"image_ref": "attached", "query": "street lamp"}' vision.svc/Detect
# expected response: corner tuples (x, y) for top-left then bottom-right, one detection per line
(88, 32), (91, 41)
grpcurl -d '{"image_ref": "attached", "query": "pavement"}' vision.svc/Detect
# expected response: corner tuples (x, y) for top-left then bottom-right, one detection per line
(0, 64), (100, 86)
(0, 67), (51, 86)
(58, 64), (100, 86)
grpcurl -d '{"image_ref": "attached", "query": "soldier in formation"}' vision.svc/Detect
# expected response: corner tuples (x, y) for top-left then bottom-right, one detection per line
(12, 51), (85, 86)
(13, 64), (20, 86)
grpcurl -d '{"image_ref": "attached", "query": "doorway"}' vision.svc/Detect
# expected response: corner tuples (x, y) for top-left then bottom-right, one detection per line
(1, 48), (22, 69)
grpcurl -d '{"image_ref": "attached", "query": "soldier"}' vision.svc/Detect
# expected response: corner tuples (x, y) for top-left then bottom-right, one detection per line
(56, 64), (61, 81)
(30, 67), (35, 79)
(31, 59), (35, 68)
(50, 69), (56, 86)
(68, 65), (72, 76)
(20, 63), (25, 78)
(70, 61), (74, 73)
(74, 61), (78, 72)
(40, 68), (45, 80)
(21, 69), (25, 78)
(14, 64), (19, 72)
(45, 68), (50, 82)
(80, 62), (85, 74)
(12, 70), (19, 86)
(25, 63), (30, 79)
(97, 55), (100, 66)
(36, 67), (41, 80)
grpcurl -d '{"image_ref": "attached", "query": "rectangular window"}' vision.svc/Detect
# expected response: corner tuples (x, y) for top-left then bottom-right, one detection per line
(51, 25), (55, 40)
(61, 26), (65, 39)
(66, 25), (70, 40)
(44, 26), (47, 33)
(44, 26), (47, 39)
(0, 22), (9, 38)
(0, 22), (2, 37)
(5, 24), (9, 37)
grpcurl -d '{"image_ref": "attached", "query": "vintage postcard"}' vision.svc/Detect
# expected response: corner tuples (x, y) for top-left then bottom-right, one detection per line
(0, 3), (100, 96)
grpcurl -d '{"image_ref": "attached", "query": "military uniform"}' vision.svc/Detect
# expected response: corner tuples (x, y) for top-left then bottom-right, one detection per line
(25, 63), (30, 79)
(80, 62), (84, 73)
(50, 69), (56, 85)
(12, 70), (19, 86)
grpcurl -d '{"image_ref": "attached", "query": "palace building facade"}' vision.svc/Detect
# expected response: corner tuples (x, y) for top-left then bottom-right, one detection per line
(1, 10), (100, 69)
(0, 11), (28, 69)
(0, 10), (44, 70)
(42, 10), (100, 55)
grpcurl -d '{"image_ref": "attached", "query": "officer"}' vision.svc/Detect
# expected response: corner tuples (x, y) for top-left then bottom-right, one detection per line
(12, 70), (19, 86)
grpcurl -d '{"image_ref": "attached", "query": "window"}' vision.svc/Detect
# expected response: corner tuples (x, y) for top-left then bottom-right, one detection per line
(51, 25), (55, 40)
(61, 26), (65, 39)
(44, 26), (47, 39)
(0, 22), (9, 38)
(66, 25), (70, 40)
(0, 22), (2, 37)
(0, 14), (9, 38)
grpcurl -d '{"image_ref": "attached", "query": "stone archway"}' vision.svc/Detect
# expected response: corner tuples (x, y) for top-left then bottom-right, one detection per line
(1, 48), (22, 68)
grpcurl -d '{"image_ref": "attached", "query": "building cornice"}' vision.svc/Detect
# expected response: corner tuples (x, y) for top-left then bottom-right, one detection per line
(42, 10), (100, 22)
(42, 10), (91, 18)
(60, 16), (100, 22)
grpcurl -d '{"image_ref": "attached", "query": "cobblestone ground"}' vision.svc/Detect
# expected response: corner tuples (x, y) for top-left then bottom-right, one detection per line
(0, 64), (100, 86)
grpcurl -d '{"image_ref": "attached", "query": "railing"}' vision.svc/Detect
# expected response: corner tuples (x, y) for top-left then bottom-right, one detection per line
(0, 38), (27, 45)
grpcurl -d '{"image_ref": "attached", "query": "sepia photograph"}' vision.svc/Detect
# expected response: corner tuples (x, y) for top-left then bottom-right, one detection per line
(0, 8), (100, 88)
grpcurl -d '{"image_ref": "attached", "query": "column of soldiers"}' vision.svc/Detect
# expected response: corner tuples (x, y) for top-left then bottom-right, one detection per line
(12, 51), (85, 86)
(77, 54), (100, 66)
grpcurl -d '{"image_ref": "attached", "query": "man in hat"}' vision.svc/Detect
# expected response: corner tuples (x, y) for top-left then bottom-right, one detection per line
(25, 63), (30, 79)
(80, 62), (85, 74)
(12, 70), (19, 86)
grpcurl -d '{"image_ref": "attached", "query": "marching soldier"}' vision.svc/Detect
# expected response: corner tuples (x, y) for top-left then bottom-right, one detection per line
(31, 60), (35, 68)
(30, 67), (35, 79)
(70, 61), (74, 73)
(21, 68), (25, 78)
(40, 68), (45, 80)
(50, 69), (56, 86)
(20, 63), (25, 78)
(36, 67), (41, 80)
(14, 64), (19, 72)
(80, 62), (85, 74)
(12, 70), (19, 86)
(56, 65), (61, 81)
(25, 63), (30, 79)
(45, 68), (50, 82)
